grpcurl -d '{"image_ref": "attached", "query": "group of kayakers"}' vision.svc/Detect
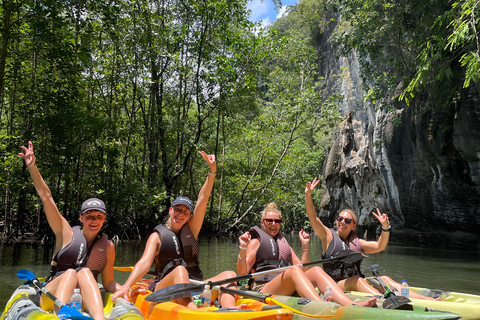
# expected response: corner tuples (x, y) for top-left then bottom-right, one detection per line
(19, 142), (436, 320)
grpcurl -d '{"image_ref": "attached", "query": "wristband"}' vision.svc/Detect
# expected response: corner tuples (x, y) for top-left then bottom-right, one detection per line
(239, 245), (247, 250)
(382, 225), (391, 232)
(208, 171), (216, 176)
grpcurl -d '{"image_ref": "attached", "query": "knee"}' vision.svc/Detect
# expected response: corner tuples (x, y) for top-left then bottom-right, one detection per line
(222, 270), (237, 279)
(77, 267), (94, 281)
(63, 269), (78, 281)
(173, 266), (190, 280)
(284, 266), (303, 277)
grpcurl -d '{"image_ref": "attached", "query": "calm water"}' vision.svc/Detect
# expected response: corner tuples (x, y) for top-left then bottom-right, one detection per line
(1, 236), (480, 311)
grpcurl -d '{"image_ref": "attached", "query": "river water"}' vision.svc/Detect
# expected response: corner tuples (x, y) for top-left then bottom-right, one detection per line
(1, 236), (479, 311)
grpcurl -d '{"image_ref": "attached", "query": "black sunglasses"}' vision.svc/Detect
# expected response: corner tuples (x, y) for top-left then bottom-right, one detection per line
(264, 218), (283, 225)
(337, 216), (353, 224)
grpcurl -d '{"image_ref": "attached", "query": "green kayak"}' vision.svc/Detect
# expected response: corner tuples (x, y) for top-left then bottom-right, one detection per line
(236, 291), (462, 320)
(346, 288), (480, 320)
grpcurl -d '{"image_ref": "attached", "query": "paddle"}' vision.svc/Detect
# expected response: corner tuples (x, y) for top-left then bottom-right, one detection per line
(218, 286), (335, 319)
(16, 269), (94, 320)
(146, 250), (365, 302)
(368, 264), (413, 310)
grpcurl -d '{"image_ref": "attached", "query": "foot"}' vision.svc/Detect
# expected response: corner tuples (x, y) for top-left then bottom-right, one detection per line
(325, 296), (335, 303)
(356, 297), (377, 307)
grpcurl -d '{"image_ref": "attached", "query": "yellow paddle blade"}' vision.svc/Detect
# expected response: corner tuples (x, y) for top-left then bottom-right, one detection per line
(265, 297), (335, 319)
(113, 266), (135, 271)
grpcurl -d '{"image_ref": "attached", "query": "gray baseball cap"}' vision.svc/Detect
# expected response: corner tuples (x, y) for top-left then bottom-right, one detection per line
(172, 196), (194, 213)
(81, 198), (107, 214)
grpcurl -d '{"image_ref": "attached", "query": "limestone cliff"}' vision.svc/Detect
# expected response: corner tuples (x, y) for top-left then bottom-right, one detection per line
(316, 14), (480, 250)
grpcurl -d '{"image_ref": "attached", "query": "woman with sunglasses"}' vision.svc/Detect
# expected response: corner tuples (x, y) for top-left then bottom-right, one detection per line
(19, 141), (118, 320)
(112, 152), (241, 309)
(237, 202), (376, 307)
(305, 177), (438, 300)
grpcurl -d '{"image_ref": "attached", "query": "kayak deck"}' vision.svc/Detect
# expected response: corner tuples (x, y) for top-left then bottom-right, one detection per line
(1, 284), (144, 320)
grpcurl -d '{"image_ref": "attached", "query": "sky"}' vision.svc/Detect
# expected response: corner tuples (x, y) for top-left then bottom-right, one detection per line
(247, 0), (298, 26)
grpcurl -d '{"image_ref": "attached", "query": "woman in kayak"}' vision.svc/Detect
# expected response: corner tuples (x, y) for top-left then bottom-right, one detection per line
(305, 177), (439, 300)
(237, 202), (377, 307)
(112, 152), (240, 309)
(19, 141), (118, 320)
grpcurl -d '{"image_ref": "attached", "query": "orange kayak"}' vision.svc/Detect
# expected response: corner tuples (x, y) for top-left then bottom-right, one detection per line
(131, 281), (293, 320)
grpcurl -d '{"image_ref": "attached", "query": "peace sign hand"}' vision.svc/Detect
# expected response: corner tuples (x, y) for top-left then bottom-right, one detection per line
(199, 151), (216, 172)
(372, 208), (390, 229)
(305, 177), (320, 195)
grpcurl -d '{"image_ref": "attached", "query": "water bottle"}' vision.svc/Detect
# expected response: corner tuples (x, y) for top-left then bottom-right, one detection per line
(200, 284), (211, 307)
(70, 288), (82, 311)
(400, 279), (410, 297)
(324, 285), (333, 301)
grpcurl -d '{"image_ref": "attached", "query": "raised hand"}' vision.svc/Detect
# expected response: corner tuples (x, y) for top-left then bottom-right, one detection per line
(239, 231), (251, 248)
(305, 177), (320, 195)
(372, 208), (390, 229)
(299, 229), (310, 246)
(19, 141), (36, 168)
(199, 151), (216, 172)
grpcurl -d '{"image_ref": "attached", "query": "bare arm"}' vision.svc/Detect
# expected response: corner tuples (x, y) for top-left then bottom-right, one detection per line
(111, 232), (160, 301)
(237, 233), (258, 276)
(305, 178), (331, 252)
(19, 141), (72, 248)
(100, 240), (119, 292)
(360, 208), (390, 254)
(189, 151), (216, 237)
(298, 229), (310, 269)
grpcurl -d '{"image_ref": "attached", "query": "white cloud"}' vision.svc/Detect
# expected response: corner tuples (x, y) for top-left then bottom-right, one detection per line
(247, 0), (272, 22)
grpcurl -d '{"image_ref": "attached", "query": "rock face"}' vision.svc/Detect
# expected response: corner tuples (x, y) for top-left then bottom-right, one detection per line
(316, 13), (480, 250)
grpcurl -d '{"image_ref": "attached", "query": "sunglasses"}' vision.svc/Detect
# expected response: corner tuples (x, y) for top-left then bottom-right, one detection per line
(264, 218), (283, 225)
(337, 216), (353, 224)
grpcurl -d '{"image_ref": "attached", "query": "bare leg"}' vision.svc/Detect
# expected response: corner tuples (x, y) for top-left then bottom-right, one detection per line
(338, 276), (381, 295)
(155, 266), (197, 310)
(204, 271), (239, 308)
(260, 266), (321, 300)
(77, 268), (106, 320)
(305, 267), (376, 307)
(41, 269), (78, 313)
(381, 276), (440, 300)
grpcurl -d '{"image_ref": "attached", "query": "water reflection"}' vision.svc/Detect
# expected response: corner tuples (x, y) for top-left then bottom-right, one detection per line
(1, 236), (479, 310)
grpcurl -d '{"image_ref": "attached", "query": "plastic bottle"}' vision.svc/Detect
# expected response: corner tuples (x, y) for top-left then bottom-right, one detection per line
(400, 279), (410, 297)
(70, 288), (82, 311)
(324, 285), (333, 301)
(200, 285), (211, 307)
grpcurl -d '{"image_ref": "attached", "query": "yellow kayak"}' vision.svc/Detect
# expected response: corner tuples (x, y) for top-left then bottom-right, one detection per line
(346, 290), (480, 320)
(1, 284), (144, 320)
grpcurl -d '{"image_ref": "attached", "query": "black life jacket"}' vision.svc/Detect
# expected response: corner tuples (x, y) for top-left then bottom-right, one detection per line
(249, 226), (292, 284)
(322, 228), (364, 282)
(47, 226), (99, 281)
(153, 224), (203, 281)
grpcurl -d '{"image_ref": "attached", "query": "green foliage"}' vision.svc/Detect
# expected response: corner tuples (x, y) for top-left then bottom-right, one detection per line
(0, 0), (342, 240)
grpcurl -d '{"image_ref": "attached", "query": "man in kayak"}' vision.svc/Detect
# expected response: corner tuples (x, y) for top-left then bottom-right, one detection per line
(112, 151), (241, 309)
(19, 141), (119, 320)
(237, 202), (377, 307)
(305, 177), (439, 300)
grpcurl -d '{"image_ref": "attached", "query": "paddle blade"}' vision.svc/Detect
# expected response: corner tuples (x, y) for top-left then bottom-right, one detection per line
(17, 269), (36, 281)
(382, 295), (413, 310)
(58, 305), (94, 320)
(145, 283), (204, 302)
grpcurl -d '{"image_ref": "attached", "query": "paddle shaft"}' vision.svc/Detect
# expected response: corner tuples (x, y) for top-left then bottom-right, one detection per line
(30, 278), (65, 309)
(219, 287), (335, 319)
(205, 252), (363, 289)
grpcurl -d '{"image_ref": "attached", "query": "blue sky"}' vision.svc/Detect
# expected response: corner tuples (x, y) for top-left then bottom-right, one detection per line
(247, 0), (298, 25)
